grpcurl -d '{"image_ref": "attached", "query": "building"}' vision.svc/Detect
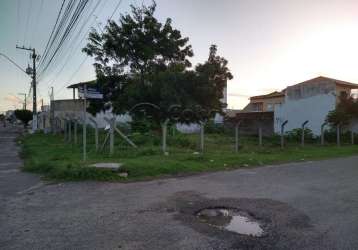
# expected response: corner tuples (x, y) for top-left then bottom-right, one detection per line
(233, 76), (358, 136)
(274, 76), (358, 135)
(50, 81), (130, 130)
(243, 91), (285, 112)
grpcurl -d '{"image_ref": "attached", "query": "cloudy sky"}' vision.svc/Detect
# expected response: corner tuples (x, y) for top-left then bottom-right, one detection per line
(1, 0), (358, 112)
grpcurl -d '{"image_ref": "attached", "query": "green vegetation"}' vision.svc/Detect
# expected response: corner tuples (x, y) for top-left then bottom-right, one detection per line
(14, 109), (33, 127)
(20, 128), (358, 182)
(83, 3), (232, 126)
(326, 92), (358, 126)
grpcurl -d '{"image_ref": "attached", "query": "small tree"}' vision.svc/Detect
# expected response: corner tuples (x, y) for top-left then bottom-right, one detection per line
(14, 110), (33, 128)
(326, 92), (358, 126)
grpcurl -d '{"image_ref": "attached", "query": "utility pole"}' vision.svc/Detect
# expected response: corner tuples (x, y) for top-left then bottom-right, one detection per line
(50, 87), (55, 133)
(16, 45), (38, 131)
(18, 93), (27, 110)
(50, 87), (54, 101)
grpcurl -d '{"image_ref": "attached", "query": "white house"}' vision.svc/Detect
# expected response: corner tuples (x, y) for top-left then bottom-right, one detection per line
(274, 76), (358, 135)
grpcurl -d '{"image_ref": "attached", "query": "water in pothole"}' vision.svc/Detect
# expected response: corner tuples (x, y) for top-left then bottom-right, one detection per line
(196, 208), (264, 236)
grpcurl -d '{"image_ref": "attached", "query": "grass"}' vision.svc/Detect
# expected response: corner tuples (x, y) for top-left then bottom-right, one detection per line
(19, 129), (358, 182)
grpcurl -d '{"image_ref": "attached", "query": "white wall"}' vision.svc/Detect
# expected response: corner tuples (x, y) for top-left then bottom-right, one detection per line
(350, 118), (358, 133)
(274, 93), (336, 135)
(176, 123), (201, 133)
(91, 110), (131, 128)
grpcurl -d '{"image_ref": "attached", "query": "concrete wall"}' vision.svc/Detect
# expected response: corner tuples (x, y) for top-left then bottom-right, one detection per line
(286, 79), (335, 100)
(350, 118), (358, 133)
(274, 94), (336, 135)
(51, 100), (130, 129)
(233, 112), (274, 136)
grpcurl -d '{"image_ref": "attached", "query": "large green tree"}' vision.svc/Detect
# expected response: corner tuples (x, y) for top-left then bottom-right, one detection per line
(83, 2), (233, 125)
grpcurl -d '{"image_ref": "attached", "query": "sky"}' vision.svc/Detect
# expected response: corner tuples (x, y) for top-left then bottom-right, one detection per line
(1, 0), (358, 112)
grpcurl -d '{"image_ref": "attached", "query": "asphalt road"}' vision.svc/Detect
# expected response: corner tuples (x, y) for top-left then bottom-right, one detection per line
(1, 125), (358, 250)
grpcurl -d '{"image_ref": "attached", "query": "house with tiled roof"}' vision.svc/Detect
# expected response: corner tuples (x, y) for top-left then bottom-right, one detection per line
(234, 76), (358, 136)
(274, 76), (358, 135)
(243, 91), (285, 112)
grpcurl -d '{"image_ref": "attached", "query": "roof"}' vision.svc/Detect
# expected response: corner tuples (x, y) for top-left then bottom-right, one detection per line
(225, 109), (242, 118)
(67, 80), (96, 89)
(292, 76), (358, 89)
(250, 91), (285, 100)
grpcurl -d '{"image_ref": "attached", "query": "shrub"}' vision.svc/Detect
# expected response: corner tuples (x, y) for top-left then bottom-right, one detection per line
(14, 109), (33, 127)
(205, 121), (225, 134)
(168, 133), (196, 148)
(285, 128), (316, 142)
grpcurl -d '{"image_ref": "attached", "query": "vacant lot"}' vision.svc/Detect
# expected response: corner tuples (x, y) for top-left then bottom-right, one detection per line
(21, 128), (358, 181)
(2, 125), (358, 249)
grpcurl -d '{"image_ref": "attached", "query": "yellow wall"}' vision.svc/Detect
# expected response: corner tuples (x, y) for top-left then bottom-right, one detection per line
(251, 96), (284, 111)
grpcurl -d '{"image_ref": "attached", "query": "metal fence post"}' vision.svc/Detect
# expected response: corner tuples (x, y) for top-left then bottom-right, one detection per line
(110, 118), (115, 155)
(83, 85), (87, 161)
(321, 122), (327, 146)
(89, 118), (99, 152)
(281, 120), (288, 149)
(162, 119), (169, 154)
(351, 130), (355, 145)
(74, 119), (78, 144)
(200, 121), (205, 153)
(258, 126), (262, 147)
(53, 118), (57, 135)
(57, 118), (61, 134)
(235, 121), (241, 152)
(68, 119), (72, 143)
(337, 123), (341, 147)
(63, 119), (67, 141)
(301, 120), (309, 147)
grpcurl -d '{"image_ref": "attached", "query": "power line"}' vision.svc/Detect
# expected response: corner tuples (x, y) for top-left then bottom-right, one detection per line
(56, 56), (89, 95)
(40, 0), (105, 85)
(33, 0), (45, 42)
(54, 0), (125, 97)
(0, 53), (28, 75)
(38, 0), (91, 77)
(109, 0), (123, 20)
(38, 0), (71, 69)
(23, 0), (33, 45)
(16, 0), (20, 44)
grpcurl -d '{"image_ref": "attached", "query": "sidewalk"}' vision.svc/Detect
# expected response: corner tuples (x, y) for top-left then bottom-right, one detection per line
(0, 125), (41, 199)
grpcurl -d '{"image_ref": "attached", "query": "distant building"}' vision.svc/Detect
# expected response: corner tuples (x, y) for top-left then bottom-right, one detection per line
(243, 91), (285, 112)
(232, 76), (358, 136)
(274, 76), (358, 135)
(49, 81), (130, 130)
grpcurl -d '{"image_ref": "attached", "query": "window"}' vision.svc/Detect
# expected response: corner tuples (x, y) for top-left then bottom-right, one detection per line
(267, 104), (273, 111)
(252, 102), (263, 112)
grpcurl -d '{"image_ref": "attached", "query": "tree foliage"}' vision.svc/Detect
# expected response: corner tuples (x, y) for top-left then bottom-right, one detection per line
(83, 2), (233, 125)
(326, 92), (358, 126)
(14, 109), (33, 127)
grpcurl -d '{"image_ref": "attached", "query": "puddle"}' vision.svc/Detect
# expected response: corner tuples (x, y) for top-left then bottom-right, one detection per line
(196, 208), (264, 237)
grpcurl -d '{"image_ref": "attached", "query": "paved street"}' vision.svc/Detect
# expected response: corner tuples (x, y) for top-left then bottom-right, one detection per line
(1, 125), (358, 250)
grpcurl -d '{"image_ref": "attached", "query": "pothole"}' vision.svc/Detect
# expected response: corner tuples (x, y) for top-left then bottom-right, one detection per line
(196, 207), (264, 237)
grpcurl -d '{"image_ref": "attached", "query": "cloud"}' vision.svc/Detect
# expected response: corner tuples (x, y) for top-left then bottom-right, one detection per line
(3, 95), (22, 104)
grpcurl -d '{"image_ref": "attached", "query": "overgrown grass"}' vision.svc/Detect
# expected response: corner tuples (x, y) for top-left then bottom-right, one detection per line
(19, 129), (358, 181)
